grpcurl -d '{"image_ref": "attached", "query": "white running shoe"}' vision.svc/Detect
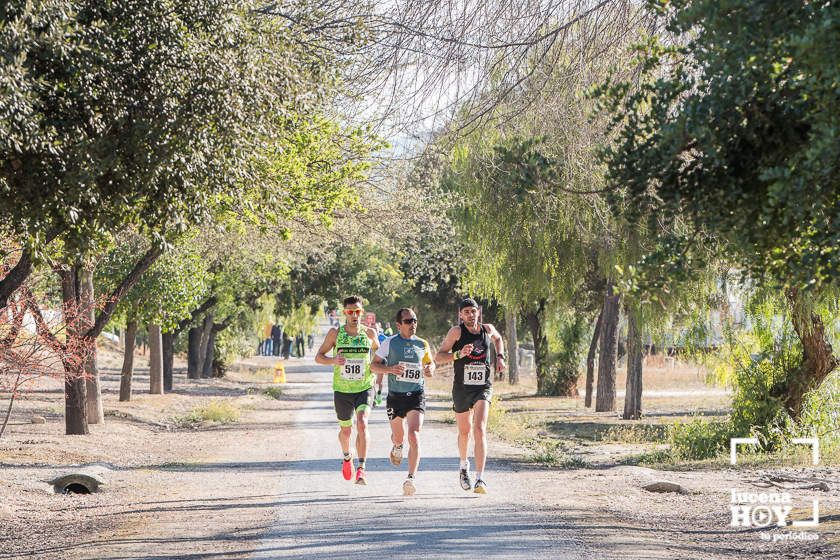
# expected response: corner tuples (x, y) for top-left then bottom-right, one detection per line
(459, 468), (472, 491)
(403, 476), (416, 496)
(389, 444), (403, 466)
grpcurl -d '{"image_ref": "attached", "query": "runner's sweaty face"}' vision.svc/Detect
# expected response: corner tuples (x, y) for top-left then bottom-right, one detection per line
(459, 305), (479, 328)
(343, 302), (364, 329)
(397, 311), (417, 337)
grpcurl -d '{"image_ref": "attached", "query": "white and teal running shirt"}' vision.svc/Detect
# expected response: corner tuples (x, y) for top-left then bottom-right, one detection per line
(375, 334), (433, 394)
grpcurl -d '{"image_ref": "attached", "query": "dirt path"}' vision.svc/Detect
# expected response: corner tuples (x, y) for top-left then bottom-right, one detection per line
(1, 356), (837, 559)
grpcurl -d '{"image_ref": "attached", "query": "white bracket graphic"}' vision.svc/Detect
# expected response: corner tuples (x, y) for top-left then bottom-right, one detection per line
(730, 437), (759, 465)
(791, 437), (820, 466)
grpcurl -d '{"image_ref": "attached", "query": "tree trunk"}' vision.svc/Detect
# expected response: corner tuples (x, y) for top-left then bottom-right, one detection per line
(524, 299), (549, 394)
(148, 324), (164, 395)
(197, 313), (213, 375)
(60, 266), (88, 435)
(119, 320), (137, 402)
(505, 307), (519, 385)
(585, 307), (604, 408)
(201, 327), (216, 379)
(80, 269), (103, 425)
(0, 248), (33, 309)
(778, 288), (839, 419)
(595, 284), (620, 412)
(623, 311), (644, 420)
(162, 332), (175, 392)
(188, 326), (202, 379)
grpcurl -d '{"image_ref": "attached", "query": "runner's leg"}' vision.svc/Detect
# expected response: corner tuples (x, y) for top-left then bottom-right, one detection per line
(339, 425), (352, 455)
(472, 398), (490, 474)
(406, 410), (423, 476)
(455, 410), (472, 464)
(355, 407), (370, 462)
(390, 415), (405, 447)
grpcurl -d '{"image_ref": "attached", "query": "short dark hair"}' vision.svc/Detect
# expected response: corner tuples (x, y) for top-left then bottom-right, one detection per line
(342, 295), (363, 307)
(458, 297), (478, 310)
(395, 307), (414, 323)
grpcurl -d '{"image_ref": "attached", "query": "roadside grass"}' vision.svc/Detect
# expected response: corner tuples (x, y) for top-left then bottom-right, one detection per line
(173, 399), (240, 428)
(599, 423), (670, 444)
(618, 439), (839, 470)
(261, 386), (283, 400)
(526, 440), (589, 468)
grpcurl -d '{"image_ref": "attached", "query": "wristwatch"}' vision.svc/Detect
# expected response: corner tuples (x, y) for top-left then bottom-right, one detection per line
(496, 353), (506, 360)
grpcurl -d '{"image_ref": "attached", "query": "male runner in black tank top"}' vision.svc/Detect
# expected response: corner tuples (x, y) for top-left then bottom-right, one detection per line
(436, 297), (506, 494)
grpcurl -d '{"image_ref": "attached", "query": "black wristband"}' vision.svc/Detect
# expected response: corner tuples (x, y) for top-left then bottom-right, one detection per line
(496, 353), (506, 359)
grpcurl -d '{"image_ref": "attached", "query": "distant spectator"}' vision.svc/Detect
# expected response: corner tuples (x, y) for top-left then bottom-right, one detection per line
(295, 333), (305, 357)
(271, 323), (283, 357)
(282, 331), (293, 359)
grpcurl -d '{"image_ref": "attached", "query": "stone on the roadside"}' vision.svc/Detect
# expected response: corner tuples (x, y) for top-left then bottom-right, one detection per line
(30, 416), (46, 424)
(643, 481), (687, 494)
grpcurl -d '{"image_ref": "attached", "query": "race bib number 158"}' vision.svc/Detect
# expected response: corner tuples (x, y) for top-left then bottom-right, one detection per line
(396, 361), (423, 383)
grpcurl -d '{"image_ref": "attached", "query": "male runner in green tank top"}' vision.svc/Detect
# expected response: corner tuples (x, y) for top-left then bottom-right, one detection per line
(315, 295), (379, 485)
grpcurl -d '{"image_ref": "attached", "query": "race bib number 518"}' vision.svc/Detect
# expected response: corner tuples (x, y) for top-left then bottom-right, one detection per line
(341, 358), (365, 380)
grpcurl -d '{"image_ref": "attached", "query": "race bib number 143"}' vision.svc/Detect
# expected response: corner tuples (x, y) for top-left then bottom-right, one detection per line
(464, 363), (486, 385)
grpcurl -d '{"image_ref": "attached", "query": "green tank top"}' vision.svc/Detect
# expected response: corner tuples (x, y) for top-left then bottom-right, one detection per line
(332, 326), (374, 393)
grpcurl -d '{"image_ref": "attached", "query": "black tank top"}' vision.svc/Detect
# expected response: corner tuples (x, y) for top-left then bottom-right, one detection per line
(452, 322), (492, 389)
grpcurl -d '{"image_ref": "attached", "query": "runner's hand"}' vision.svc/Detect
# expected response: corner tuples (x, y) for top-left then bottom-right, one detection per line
(333, 351), (346, 366)
(423, 363), (433, 377)
(496, 356), (506, 373)
(390, 363), (406, 375)
(459, 344), (474, 358)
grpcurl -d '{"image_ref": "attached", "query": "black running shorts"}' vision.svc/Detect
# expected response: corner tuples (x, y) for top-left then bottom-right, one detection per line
(334, 387), (374, 427)
(386, 391), (426, 420)
(452, 387), (493, 414)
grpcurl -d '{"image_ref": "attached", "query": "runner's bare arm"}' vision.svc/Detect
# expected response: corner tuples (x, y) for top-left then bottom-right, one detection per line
(370, 356), (389, 375)
(485, 323), (507, 373)
(434, 326), (462, 364)
(365, 327), (380, 353)
(315, 328), (342, 365)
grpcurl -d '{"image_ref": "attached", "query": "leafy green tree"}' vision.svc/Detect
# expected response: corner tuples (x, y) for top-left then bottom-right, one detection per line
(0, 0), (361, 434)
(97, 233), (209, 400)
(600, 0), (840, 418)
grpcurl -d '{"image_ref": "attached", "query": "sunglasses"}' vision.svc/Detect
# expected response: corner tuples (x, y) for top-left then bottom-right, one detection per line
(401, 317), (418, 324)
(343, 309), (364, 316)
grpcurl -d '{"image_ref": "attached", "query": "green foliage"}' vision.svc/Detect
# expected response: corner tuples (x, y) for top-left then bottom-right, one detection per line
(173, 399), (240, 427)
(0, 0), (342, 257)
(262, 386), (283, 400)
(527, 440), (588, 468)
(445, 135), (590, 308)
(96, 233), (209, 330)
(669, 418), (732, 461)
(542, 312), (588, 396)
(600, 0), (840, 290)
(670, 287), (839, 461)
(795, 371), (840, 454)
